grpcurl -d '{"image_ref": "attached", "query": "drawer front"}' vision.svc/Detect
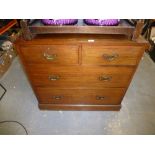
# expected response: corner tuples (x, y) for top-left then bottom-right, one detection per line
(35, 88), (125, 105)
(82, 46), (143, 65)
(20, 45), (79, 65)
(26, 65), (134, 88)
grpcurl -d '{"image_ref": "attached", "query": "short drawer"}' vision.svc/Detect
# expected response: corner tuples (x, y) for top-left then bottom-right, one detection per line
(82, 45), (143, 65)
(20, 45), (79, 65)
(26, 65), (134, 88)
(35, 88), (125, 105)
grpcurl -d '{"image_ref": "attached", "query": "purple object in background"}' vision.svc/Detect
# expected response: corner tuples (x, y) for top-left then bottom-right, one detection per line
(41, 19), (78, 25)
(84, 19), (120, 26)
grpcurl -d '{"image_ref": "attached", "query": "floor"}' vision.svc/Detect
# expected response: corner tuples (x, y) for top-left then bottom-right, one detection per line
(0, 53), (155, 135)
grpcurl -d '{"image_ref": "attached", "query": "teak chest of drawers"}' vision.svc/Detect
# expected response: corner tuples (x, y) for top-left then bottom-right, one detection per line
(15, 34), (148, 111)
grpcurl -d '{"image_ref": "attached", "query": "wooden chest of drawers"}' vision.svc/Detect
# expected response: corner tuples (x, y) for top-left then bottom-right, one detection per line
(15, 34), (148, 111)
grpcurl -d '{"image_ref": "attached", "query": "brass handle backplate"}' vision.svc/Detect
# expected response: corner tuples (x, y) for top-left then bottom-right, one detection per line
(43, 53), (57, 61)
(103, 53), (119, 61)
(52, 96), (63, 100)
(49, 75), (60, 81)
(96, 96), (105, 100)
(99, 75), (112, 81)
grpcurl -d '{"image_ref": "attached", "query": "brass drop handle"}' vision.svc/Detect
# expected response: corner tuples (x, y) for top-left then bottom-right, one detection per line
(49, 75), (60, 81)
(43, 53), (57, 61)
(52, 96), (63, 100)
(99, 75), (112, 81)
(96, 96), (105, 100)
(103, 53), (119, 61)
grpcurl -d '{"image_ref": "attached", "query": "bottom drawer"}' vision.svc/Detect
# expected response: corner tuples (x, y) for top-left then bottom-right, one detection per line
(35, 88), (125, 105)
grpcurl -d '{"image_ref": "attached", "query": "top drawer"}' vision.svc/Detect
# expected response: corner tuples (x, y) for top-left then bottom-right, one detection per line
(20, 45), (79, 65)
(82, 46), (143, 66)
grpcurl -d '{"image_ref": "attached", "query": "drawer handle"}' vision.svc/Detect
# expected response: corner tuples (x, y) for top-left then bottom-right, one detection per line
(103, 53), (119, 61)
(43, 53), (57, 61)
(96, 96), (105, 100)
(99, 75), (112, 81)
(49, 75), (60, 81)
(52, 96), (63, 100)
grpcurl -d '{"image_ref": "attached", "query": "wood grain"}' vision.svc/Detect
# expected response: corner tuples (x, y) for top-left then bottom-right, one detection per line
(26, 65), (134, 88)
(20, 45), (79, 65)
(35, 87), (125, 105)
(15, 33), (148, 111)
(15, 34), (149, 47)
(82, 45), (144, 65)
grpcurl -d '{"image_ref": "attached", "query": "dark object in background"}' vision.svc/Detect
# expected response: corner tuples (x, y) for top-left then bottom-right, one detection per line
(144, 20), (155, 62)
(125, 19), (151, 36)
(125, 19), (138, 26)
(0, 20), (12, 28)
(126, 19), (155, 62)
(149, 43), (155, 62)
(0, 83), (6, 101)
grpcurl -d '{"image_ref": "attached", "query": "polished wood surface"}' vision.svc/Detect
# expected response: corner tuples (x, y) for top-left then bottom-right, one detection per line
(35, 88), (125, 105)
(82, 45), (143, 65)
(16, 34), (148, 47)
(15, 34), (148, 111)
(26, 65), (134, 88)
(20, 45), (79, 65)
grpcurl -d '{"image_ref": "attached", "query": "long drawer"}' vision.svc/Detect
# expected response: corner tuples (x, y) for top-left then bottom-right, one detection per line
(82, 45), (143, 65)
(26, 65), (134, 88)
(20, 45), (79, 65)
(35, 88), (125, 105)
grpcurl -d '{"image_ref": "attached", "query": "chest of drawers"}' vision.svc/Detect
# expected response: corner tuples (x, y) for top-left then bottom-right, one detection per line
(15, 34), (148, 111)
